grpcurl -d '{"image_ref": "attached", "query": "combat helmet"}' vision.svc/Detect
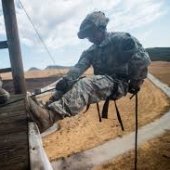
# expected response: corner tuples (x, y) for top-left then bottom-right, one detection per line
(78, 11), (109, 39)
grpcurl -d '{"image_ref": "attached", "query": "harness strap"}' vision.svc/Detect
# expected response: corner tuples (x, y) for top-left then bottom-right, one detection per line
(134, 93), (138, 170)
(101, 98), (110, 119)
(83, 104), (90, 113)
(96, 103), (102, 122)
(84, 103), (102, 122)
(84, 98), (125, 131)
(114, 100), (124, 131)
(101, 98), (124, 131)
(84, 91), (139, 169)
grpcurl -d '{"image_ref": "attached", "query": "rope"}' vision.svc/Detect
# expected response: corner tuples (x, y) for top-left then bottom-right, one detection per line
(18, 0), (56, 65)
(134, 93), (138, 170)
(96, 103), (102, 122)
(0, 87), (56, 107)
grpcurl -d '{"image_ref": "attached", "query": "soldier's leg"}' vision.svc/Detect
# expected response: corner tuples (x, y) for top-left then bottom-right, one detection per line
(0, 88), (10, 104)
(48, 75), (114, 118)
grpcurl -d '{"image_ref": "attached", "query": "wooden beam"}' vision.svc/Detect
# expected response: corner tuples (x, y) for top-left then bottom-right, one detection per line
(0, 67), (12, 73)
(0, 41), (8, 49)
(0, 95), (29, 170)
(2, 0), (26, 94)
(29, 122), (53, 170)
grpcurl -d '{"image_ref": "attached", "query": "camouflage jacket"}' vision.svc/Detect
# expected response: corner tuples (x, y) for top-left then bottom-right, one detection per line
(66, 32), (151, 82)
(0, 79), (2, 88)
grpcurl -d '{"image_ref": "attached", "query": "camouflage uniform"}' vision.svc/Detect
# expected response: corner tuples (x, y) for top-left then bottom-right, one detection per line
(0, 78), (10, 104)
(48, 32), (151, 117)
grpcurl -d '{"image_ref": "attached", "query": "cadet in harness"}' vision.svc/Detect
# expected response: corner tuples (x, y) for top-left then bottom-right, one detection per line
(0, 77), (10, 105)
(27, 11), (151, 133)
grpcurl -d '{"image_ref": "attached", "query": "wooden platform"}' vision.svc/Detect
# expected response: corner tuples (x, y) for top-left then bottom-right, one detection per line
(0, 94), (29, 170)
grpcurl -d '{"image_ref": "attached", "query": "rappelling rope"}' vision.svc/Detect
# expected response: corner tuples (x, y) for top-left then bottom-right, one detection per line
(18, 0), (66, 99)
(17, 3), (140, 168)
(18, 0), (56, 65)
(134, 93), (138, 170)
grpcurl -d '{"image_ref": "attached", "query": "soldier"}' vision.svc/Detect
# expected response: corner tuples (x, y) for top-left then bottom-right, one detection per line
(27, 11), (151, 133)
(0, 77), (10, 104)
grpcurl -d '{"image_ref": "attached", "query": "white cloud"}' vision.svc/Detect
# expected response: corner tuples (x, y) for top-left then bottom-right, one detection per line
(0, 1), (5, 36)
(108, 0), (165, 31)
(0, 0), (167, 53)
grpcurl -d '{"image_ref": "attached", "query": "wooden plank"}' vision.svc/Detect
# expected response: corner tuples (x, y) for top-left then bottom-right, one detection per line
(0, 67), (12, 73)
(0, 94), (29, 170)
(0, 95), (25, 114)
(0, 41), (8, 49)
(29, 122), (53, 170)
(2, 0), (26, 94)
(0, 132), (28, 169)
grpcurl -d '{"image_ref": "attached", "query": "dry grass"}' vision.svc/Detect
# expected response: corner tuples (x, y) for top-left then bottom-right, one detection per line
(42, 79), (170, 161)
(0, 67), (93, 80)
(93, 130), (170, 170)
(149, 61), (170, 86)
(2, 62), (169, 165)
(0, 69), (69, 80)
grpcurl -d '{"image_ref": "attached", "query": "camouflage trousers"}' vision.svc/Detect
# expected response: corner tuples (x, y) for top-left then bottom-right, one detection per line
(48, 75), (128, 118)
(0, 88), (10, 104)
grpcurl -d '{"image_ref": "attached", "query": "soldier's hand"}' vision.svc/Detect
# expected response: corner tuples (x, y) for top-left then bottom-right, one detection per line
(46, 90), (64, 106)
(55, 77), (68, 93)
(128, 79), (144, 94)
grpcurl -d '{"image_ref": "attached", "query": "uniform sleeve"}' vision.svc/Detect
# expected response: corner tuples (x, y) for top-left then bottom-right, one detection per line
(117, 33), (151, 80)
(65, 50), (92, 81)
(128, 45), (151, 80)
(118, 33), (138, 63)
(128, 40), (151, 80)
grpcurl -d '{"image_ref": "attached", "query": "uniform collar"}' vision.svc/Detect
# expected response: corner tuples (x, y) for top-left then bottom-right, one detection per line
(98, 32), (112, 48)
(88, 32), (113, 51)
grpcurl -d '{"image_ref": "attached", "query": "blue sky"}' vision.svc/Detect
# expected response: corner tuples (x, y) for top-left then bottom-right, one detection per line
(0, 0), (170, 70)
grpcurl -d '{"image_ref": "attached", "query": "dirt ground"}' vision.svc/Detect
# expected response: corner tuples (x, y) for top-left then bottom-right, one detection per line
(0, 67), (93, 80)
(93, 130), (170, 170)
(0, 69), (68, 80)
(149, 61), (170, 86)
(2, 61), (169, 166)
(42, 79), (170, 161)
(91, 61), (170, 170)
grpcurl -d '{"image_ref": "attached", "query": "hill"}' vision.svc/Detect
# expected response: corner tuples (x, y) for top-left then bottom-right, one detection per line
(28, 67), (41, 71)
(45, 65), (72, 70)
(146, 47), (170, 61)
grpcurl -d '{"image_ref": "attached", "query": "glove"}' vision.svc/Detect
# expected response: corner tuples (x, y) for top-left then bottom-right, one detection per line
(46, 77), (71, 106)
(46, 90), (64, 106)
(55, 77), (69, 93)
(128, 79), (144, 94)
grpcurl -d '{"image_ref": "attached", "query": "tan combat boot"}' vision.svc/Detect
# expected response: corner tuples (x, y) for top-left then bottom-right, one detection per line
(26, 96), (62, 133)
(0, 88), (10, 105)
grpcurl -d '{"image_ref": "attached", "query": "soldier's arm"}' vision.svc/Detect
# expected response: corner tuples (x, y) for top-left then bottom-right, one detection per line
(119, 33), (138, 63)
(118, 33), (151, 80)
(127, 38), (151, 93)
(55, 50), (92, 94)
(65, 50), (92, 81)
(128, 47), (151, 80)
(118, 34), (151, 93)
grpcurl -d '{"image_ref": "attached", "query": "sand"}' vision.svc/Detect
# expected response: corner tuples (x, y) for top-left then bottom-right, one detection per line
(42, 79), (170, 161)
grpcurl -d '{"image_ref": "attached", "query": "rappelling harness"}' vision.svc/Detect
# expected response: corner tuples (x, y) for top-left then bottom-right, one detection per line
(1, 76), (140, 170)
(84, 79), (140, 170)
